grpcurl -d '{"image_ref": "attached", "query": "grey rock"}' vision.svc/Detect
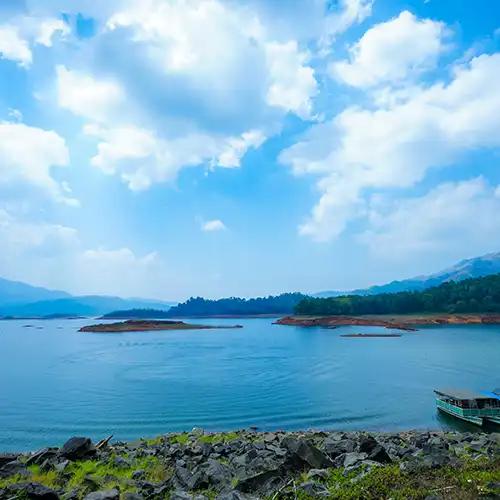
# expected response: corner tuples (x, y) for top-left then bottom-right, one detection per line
(123, 494), (144, 500)
(55, 460), (70, 473)
(0, 453), (19, 467)
(306, 468), (329, 481)
(0, 460), (28, 478)
(132, 469), (145, 480)
(282, 437), (333, 469)
(343, 452), (368, 469)
(60, 437), (95, 460)
(113, 456), (130, 468)
(206, 459), (232, 486)
(216, 491), (256, 500)
(26, 448), (58, 466)
(236, 468), (284, 495)
(170, 491), (194, 500)
(359, 436), (392, 464)
(8, 482), (59, 499)
(323, 438), (356, 458)
(83, 490), (119, 500)
(297, 481), (330, 497)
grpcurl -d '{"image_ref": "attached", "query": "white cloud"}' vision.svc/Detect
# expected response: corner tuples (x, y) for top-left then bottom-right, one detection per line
(0, 24), (32, 66)
(201, 219), (227, 232)
(35, 17), (69, 46)
(216, 130), (266, 168)
(84, 124), (266, 190)
(265, 41), (317, 119)
(331, 11), (448, 88)
(0, 121), (76, 205)
(56, 66), (126, 124)
(0, 208), (170, 299)
(360, 178), (500, 258)
(280, 53), (500, 241)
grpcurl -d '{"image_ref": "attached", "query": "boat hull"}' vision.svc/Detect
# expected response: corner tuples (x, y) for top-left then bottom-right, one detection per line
(436, 400), (483, 425)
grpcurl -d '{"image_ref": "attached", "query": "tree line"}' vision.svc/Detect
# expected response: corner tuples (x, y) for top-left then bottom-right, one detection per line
(294, 274), (500, 315)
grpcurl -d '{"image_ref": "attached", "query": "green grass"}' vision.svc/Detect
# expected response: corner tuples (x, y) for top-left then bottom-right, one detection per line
(0, 455), (172, 497)
(197, 432), (240, 444)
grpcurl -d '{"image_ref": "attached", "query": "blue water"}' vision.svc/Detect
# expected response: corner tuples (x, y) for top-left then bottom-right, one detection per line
(0, 318), (499, 451)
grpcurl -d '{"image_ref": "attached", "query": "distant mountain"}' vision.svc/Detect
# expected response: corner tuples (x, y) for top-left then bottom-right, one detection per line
(0, 277), (175, 317)
(100, 309), (173, 320)
(314, 252), (500, 298)
(0, 277), (70, 305)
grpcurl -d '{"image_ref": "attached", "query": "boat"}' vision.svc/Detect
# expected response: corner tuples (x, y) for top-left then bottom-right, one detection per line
(434, 388), (500, 426)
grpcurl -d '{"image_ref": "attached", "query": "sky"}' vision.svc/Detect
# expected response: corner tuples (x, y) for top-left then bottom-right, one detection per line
(0, 0), (500, 301)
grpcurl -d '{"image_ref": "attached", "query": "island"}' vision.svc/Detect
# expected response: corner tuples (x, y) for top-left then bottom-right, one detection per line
(79, 319), (243, 333)
(275, 313), (500, 330)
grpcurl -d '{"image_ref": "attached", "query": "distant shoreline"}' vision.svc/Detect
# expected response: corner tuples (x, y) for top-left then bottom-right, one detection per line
(275, 313), (500, 331)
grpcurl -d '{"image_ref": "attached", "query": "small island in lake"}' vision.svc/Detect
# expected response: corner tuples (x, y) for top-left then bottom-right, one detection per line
(79, 320), (243, 333)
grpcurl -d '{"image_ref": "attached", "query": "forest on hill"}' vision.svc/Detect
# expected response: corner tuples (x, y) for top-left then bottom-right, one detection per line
(166, 293), (306, 316)
(294, 274), (500, 315)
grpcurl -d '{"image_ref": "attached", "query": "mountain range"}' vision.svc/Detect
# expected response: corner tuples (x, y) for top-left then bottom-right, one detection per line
(313, 252), (500, 298)
(1, 251), (499, 317)
(0, 278), (175, 317)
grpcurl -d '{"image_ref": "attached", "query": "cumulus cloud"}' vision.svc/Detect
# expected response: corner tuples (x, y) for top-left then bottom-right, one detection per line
(0, 16), (69, 66)
(280, 52), (500, 241)
(0, 24), (32, 66)
(265, 41), (317, 119)
(201, 219), (227, 232)
(360, 178), (500, 258)
(331, 11), (448, 88)
(0, 208), (170, 298)
(56, 66), (126, 124)
(0, 121), (76, 205)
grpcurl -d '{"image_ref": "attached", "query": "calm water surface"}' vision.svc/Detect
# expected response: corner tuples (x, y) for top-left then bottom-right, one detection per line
(1, 318), (499, 451)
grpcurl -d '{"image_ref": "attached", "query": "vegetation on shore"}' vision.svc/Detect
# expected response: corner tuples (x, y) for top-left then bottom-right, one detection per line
(294, 274), (500, 316)
(166, 293), (306, 317)
(1, 430), (498, 499)
(100, 309), (172, 320)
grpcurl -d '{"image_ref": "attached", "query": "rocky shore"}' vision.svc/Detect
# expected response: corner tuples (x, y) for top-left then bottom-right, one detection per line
(275, 314), (500, 331)
(1, 430), (498, 499)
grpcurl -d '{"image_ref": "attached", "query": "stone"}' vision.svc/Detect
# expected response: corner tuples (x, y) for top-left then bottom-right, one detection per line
(359, 436), (392, 464)
(60, 437), (95, 460)
(205, 459), (232, 486)
(0, 460), (28, 478)
(123, 494), (144, 500)
(306, 468), (329, 481)
(113, 456), (130, 468)
(297, 481), (330, 497)
(8, 482), (59, 499)
(0, 453), (19, 467)
(323, 437), (356, 458)
(132, 469), (146, 480)
(170, 491), (194, 500)
(55, 460), (70, 473)
(343, 452), (368, 469)
(236, 468), (284, 495)
(83, 490), (120, 500)
(26, 448), (59, 466)
(282, 437), (333, 469)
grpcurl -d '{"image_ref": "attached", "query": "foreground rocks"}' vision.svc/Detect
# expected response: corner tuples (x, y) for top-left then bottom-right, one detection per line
(0, 430), (499, 499)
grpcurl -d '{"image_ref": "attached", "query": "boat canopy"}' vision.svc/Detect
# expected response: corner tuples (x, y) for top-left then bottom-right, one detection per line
(434, 388), (494, 401)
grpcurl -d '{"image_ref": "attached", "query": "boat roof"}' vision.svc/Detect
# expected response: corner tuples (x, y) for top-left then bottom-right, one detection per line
(434, 388), (498, 400)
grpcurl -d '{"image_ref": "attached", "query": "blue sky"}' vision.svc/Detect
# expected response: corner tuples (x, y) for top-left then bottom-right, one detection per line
(0, 0), (499, 300)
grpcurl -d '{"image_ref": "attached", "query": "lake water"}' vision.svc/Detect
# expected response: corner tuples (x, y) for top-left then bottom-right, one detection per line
(1, 318), (499, 451)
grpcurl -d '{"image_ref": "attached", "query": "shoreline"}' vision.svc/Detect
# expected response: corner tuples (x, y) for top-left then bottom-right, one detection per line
(1, 429), (498, 499)
(275, 313), (500, 331)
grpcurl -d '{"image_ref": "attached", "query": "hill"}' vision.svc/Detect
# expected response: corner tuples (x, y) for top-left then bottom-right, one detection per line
(0, 277), (70, 305)
(314, 251), (500, 298)
(296, 273), (500, 315)
(100, 308), (173, 319)
(166, 293), (306, 317)
(0, 277), (175, 317)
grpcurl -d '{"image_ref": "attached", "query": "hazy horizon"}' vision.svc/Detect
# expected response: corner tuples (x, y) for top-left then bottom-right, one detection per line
(1, 0), (500, 301)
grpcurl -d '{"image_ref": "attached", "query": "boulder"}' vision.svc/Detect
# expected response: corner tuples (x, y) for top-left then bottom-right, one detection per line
(282, 437), (333, 469)
(0, 460), (28, 478)
(123, 494), (144, 500)
(205, 459), (232, 486)
(358, 436), (392, 464)
(343, 452), (368, 469)
(323, 437), (356, 458)
(60, 437), (95, 460)
(0, 453), (19, 467)
(236, 468), (284, 495)
(7, 482), (59, 500)
(297, 481), (330, 497)
(83, 490), (120, 500)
